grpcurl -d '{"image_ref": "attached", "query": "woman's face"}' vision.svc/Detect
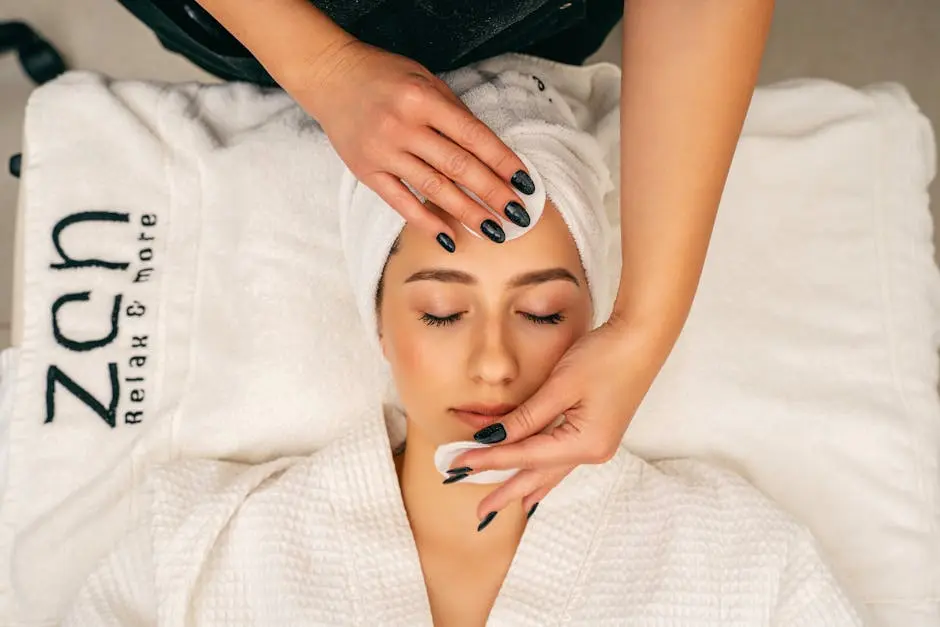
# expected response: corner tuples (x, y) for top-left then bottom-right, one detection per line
(378, 201), (593, 445)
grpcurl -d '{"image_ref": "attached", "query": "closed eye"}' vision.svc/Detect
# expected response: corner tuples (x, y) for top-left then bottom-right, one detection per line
(521, 312), (565, 325)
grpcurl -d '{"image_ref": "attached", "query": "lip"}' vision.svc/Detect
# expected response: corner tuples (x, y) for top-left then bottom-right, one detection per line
(451, 403), (517, 429)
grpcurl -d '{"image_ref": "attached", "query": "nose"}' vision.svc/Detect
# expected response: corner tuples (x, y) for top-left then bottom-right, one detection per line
(469, 320), (519, 386)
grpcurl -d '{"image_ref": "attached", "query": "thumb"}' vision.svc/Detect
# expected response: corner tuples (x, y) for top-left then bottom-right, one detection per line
(473, 373), (573, 445)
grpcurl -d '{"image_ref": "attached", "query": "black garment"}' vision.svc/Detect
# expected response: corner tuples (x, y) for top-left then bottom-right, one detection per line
(117, 0), (623, 86)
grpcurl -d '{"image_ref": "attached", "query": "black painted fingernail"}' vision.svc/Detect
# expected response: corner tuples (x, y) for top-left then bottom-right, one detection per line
(443, 473), (469, 485)
(436, 232), (456, 253)
(481, 220), (505, 243)
(473, 423), (506, 444)
(504, 201), (530, 228)
(526, 502), (539, 519)
(447, 466), (472, 475)
(477, 511), (498, 532)
(511, 170), (535, 195)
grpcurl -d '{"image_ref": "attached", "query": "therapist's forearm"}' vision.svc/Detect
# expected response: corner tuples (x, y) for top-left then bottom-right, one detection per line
(613, 0), (774, 347)
(194, 0), (355, 92)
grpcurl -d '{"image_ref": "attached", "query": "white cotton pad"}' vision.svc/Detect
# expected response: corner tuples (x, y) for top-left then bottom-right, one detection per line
(434, 441), (520, 485)
(458, 153), (546, 243)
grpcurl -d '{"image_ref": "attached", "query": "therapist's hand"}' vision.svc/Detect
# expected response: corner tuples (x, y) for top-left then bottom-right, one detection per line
(294, 40), (534, 248)
(448, 316), (671, 520)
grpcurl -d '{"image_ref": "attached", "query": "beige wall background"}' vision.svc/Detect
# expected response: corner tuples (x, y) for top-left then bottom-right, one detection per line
(1, 0), (939, 350)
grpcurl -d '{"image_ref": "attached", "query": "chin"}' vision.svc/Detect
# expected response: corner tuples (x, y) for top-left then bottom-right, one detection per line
(403, 415), (466, 446)
(440, 424), (480, 444)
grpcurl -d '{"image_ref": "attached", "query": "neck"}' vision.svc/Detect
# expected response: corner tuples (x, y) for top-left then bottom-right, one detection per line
(395, 420), (528, 554)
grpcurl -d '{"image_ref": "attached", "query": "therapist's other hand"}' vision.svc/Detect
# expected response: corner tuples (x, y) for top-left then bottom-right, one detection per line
(295, 40), (534, 248)
(449, 317), (668, 519)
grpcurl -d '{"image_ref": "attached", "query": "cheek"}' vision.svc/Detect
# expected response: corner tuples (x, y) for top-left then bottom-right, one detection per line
(517, 312), (591, 382)
(383, 324), (453, 413)
(525, 327), (577, 372)
(387, 334), (434, 383)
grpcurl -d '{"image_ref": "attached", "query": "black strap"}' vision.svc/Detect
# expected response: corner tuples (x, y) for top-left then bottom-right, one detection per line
(0, 21), (67, 85)
(8, 153), (21, 179)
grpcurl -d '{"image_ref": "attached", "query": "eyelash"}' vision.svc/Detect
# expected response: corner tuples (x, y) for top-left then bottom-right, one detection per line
(419, 312), (565, 327)
(420, 312), (463, 327)
(522, 312), (565, 325)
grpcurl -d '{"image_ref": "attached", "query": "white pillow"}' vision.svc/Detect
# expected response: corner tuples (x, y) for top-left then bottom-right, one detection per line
(1, 65), (937, 625)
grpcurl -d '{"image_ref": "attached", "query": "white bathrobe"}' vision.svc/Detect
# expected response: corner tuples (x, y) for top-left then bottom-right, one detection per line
(62, 409), (864, 626)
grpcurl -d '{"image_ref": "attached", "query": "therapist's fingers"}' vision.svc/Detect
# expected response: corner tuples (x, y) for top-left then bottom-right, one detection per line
(474, 466), (572, 524)
(428, 97), (536, 197)
(449, 430), (571, 474)
(366, 172), (455, 249)
(450, 418), (603, 475)
(395, 154), (507, 243)
(409, 129), (532, 229)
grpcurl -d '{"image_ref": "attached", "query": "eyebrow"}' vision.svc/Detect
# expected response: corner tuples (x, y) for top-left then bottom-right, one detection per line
(404, 267), (580, 288)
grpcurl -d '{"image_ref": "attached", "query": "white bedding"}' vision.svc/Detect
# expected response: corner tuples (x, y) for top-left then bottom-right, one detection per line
(1, 59), (938, 626)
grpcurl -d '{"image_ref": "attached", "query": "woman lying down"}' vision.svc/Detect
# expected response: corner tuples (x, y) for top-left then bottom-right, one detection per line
(64, 68), (863, 627)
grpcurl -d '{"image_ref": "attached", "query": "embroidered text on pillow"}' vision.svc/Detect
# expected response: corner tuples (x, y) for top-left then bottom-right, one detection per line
(43, 210), (160, 429)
